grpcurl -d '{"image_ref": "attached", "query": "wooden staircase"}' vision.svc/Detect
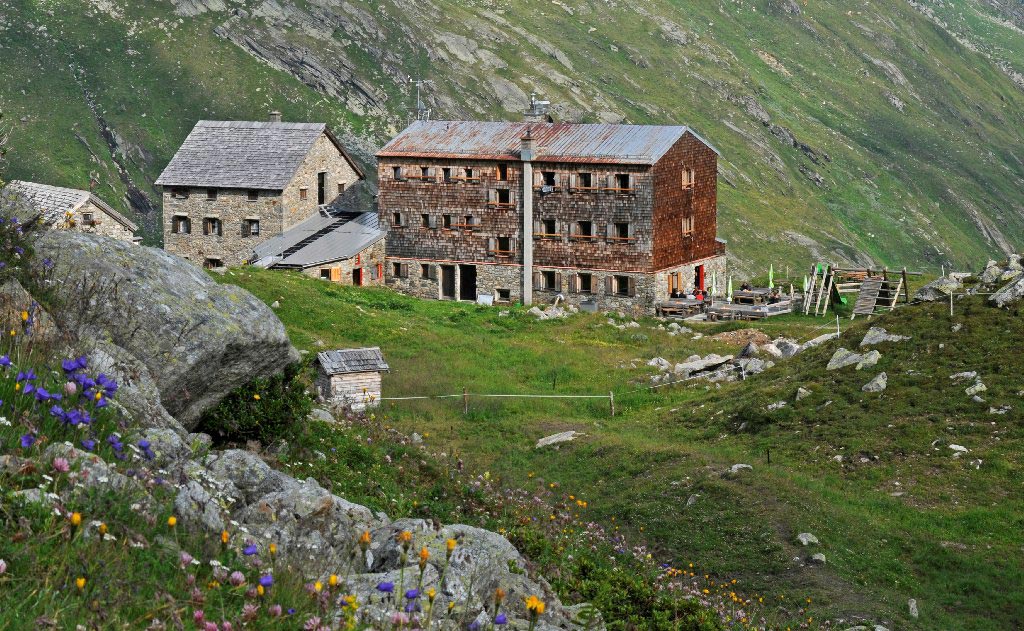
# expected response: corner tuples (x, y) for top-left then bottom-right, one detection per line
(851, 276), (904, 319)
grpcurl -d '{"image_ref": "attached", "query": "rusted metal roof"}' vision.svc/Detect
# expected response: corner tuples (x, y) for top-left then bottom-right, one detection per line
(377, 121), (719, 164)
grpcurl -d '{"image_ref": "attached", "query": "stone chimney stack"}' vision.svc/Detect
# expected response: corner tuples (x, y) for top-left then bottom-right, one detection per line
(269, 111), (283, 123)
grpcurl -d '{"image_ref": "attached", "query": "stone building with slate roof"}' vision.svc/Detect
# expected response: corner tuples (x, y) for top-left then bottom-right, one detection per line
(376, 115), (726, 315)
(315, 347), (389, 410)
(156, 113), (364, 268)
(6, 180), (138, 243)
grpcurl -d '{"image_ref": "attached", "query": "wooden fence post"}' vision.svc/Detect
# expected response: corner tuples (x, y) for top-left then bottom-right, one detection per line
(463, 387), (469, 415)
(609, 391), (615, 417)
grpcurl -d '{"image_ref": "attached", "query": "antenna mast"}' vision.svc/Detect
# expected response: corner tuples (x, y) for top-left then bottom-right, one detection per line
(409, 77), (434, 122)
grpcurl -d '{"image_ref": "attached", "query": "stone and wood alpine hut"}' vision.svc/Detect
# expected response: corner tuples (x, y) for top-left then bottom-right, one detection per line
(6, 180), (139, 243)
(315, 347), (389, 411)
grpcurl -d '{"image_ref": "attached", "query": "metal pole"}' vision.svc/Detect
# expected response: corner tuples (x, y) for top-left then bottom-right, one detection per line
(463, 387), (469, 415)
(521, 132), (535, 306)
(950, 291), (954, 318)
(836, 315), (840, 337)
(609, 391), (615, 417)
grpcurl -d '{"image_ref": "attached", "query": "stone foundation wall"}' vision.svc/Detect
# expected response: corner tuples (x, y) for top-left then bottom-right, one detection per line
(299, 239), (386, 286)
(162, 189), (283, 267)
(654, 254), (728, 299)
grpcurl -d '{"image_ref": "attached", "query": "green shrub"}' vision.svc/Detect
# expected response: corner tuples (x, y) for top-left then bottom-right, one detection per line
(194, 360), (313, 446)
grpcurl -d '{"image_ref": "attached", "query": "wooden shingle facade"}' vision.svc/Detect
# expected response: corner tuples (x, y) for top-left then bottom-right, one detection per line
(315, 347), (389, 411)
(376, 120), (726, 314)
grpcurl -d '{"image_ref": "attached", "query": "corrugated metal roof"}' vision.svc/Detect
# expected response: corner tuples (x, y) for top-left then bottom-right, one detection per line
(156, 120), (364, 189)
(377, 121), (719, 164)
(7, 180), (138, 231)
(251, 184), (383, 268)
(317, 347), (389, 375)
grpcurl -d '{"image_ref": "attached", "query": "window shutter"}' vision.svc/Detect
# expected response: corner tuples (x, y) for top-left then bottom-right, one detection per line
(534, 271), (543, 288)
(330, 268), (341, 282)
(605, 276), (613, 294)
(203, 220), (209, 236)
(400, 263), (409, 278)
(569, 173), (577, 190)
(606, 223), (614, 239)
(533, 219), (542, 234)
(487, 237), (496, 254)
(472, 216), (481, 227)
(627, 222), (634, 238)
(427, 167), (435, 177)
(241, 222), (249, 238)
(428, 215), (438, 229)
(605, 174), (615, 189)
(555, 272), (562, 290)
(429, 265), (438, 280)
(627, 277), (637, 297)
(569, 274), (578, 293)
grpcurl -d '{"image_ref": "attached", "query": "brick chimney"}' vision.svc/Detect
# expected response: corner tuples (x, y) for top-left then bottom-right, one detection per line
(269, 111), (283, 123)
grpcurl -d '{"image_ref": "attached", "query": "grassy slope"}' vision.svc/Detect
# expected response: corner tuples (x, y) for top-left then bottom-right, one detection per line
(1, 0), (1023, 269)
(218, 267), (1023, 630)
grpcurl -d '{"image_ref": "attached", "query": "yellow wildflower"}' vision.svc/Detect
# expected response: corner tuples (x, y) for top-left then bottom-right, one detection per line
(329, 574), (338, 587)
(525, 595), (545, 615)
(20, 310), (28, 322)
(427, 587), (436, 603)
(76, 577), (86, 590)
(253, 394), (261, 401)
(221, 530), (230, 544)
(70, 512), (82, 527)
(269, 543), (277, 556)
(314, 580), (323, 592)
(167, 516), (177, 528)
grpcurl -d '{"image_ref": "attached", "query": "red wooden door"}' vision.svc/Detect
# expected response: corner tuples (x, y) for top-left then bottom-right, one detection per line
(695, 265), (705, 291)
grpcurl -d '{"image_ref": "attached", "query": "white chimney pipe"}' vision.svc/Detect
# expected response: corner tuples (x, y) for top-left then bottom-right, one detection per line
(521, 131), (535, 306)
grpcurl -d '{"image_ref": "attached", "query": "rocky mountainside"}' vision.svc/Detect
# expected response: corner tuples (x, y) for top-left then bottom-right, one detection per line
(1, 0), (1024, 272)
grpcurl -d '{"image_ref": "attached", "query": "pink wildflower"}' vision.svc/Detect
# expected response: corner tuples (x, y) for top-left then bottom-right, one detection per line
(303, 617), (322, 630)
(241, 603), (259, 621)
(179, 552), (194, 568)
(0, 559), (7, 574)
(192, 610), (205, 624)
(229, 571), (245, 587)
(267, 604), (283, 618)
(52, 457), (70, 473)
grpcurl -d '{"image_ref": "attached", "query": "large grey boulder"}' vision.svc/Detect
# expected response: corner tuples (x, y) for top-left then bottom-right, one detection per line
(979, 260), (1002, 285)
(914, 275), (962, 302)
(827, 348), (862, 370)
(801, 331), (839, 352)
(862, 372), (888, 393)
(38, 232), (299, 430)
(860, 327), (910, 347)
(990, 276), (1024, 308)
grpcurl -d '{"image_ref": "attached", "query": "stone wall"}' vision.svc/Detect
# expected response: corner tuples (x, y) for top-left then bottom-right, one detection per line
(281, 134), (361, 230)
(162, 188), (283, 267)
(299, 238), (386, 286)
(316, 370), (383, 411)
(162, 132), (361, 267)
(69, 200), (136, 242)
(654, 254), (729, 298)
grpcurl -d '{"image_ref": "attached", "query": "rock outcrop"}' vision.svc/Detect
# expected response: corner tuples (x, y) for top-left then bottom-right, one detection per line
(38, 232), (299, 430)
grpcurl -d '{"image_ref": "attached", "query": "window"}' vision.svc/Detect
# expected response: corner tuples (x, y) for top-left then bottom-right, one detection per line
(682, 215), (694, 236)
(392, 166), (403, 180)
(242, 219), (260, 237)
(299, 188), (308, 201)
(320, 269), (331, 280)
(204, 258), (223, 269)
(574, 220), (594, 238)
(613, 275), (632, 296)
(203, 217), (222, 236)
(206, 188), (218, 201)
(497, 288), (511, 302)
(542, 171), (557, 186)
(541, 270), (557, 290)
(420, 166), (430, 178)
(496, 189), (511, 205)
(464, 167), (475, 180)
(172, 216), (191, 234)
(612, 222), (631, 240)
(497, 164), (508, 181)
(541, 218), (557, 237)
(247, 189), (260, 202)
(392, 212), (404, 227)
(421, 264), (431, 279)
(577, 273), (593, 293)
(442, 167), (452, 182)
(337, 182), (346, 195)
(497, 236), (512, 253)
(421, 213), (430, 228)
(577, 172), (593, 188)
(681, 168), (695, 190)
(82, 212), (94, 224)
(442, 214), (453, 229)
(170, 188), (189, 199)
(614, 173), (631, 190)
(392, 262), (405, 278)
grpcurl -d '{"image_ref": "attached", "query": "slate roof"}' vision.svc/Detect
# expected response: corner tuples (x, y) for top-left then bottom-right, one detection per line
(6, 180), (138, 231)
(250, 181), (383, 268)
(377, 120), (719, 165)
(317, 347), (390, 375)
(155, 120), (363, 189)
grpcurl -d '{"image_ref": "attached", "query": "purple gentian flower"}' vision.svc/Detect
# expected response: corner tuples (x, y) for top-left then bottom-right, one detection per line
(138, 440), (150, 450)
(81, 439), (96, 451)
(50, 404), (65, 419)
(20, 434), (35, 448)
(405, 588), (419, 600)
(0, 355), (10, 368)
(259, 575), (273, 588)
(495, 613), (508, 625)
(376, 581), (394, 593)
(23, 383), (34, 396)
(243, 544), (258, 556)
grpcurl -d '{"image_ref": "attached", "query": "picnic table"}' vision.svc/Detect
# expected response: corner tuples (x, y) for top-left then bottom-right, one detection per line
(657, 298), (707, 318)
(732, 288), (773, 305)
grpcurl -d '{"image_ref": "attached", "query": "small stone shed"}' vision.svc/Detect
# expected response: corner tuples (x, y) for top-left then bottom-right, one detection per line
(315, 347), (389, 410)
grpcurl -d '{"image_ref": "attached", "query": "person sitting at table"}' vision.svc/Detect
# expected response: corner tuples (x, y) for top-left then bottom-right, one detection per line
(768, 288), (782, 304)
(694, 289), (705, 301)
(740, 281), (753, 291)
